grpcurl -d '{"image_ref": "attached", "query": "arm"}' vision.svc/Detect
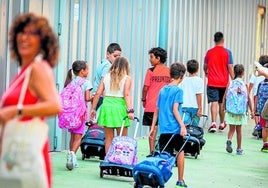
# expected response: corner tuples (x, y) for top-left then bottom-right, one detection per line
(246, 84), (254, 118)
(124, 76), (134, 120)
(196, 93), (203, 116)
(173, 103), (187, 136)
(0, 61), (61, 124)
(228, 64), (234, 80)
(203, 63), (208, 77)
(90, 78), (104, 119)
(141, 85), (148, 107)
(85, 89), (92, 102)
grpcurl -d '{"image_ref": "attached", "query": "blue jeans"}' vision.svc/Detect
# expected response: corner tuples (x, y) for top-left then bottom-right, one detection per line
(182, 107), (200, 126)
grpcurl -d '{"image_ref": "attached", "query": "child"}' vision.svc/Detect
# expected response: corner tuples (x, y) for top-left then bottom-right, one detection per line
(150, 62), (188, 187)
(141, 47), (170, 155)
(90, 57), (134, 154)
(179, 59), (203, 126)
(225, 64), (253, 155)
(255, 55), (268, 152)
(64, 60), (93, 170)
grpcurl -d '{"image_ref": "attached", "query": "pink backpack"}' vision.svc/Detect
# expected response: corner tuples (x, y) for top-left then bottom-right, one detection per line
(58, 78), (87, 130)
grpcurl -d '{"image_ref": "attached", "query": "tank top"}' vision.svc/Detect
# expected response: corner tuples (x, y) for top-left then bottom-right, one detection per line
(103, 73), (128, 97)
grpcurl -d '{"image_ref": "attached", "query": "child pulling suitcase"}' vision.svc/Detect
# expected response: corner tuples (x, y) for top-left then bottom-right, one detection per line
(133, 134), (190, 188)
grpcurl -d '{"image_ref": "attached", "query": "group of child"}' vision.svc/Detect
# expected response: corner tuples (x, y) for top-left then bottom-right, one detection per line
(58, 42), (268, 188)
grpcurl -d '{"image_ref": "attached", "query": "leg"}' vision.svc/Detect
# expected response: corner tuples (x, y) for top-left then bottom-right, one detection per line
(236, 125), (242, 149)
(219, 102), (225, 124)
(70, 133), (83, 153)
(226, 124), (235, 153)
(176, 150), (185, 182)
(104, 127), (115, 154)
(149, 125), (158, 153)
(115, 127), (128, 136)
(210, 101), (218, 123)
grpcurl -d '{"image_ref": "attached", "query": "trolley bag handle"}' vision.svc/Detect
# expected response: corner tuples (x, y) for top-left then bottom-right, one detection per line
(120, 116), (140, 138)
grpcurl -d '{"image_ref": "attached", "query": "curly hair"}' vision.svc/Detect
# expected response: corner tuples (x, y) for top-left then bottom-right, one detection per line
(9, 12), (59, 67)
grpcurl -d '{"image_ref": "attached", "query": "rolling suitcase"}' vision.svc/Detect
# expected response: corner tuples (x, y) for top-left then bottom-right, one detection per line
(80, 122), (105, 160)
(99, 116), (139, 178)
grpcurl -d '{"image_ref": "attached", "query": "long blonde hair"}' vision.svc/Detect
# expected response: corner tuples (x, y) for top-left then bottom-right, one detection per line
(109, 57), (130, 91)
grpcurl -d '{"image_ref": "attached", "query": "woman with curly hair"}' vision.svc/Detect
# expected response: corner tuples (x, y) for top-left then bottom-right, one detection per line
(0, 12), (60, 188)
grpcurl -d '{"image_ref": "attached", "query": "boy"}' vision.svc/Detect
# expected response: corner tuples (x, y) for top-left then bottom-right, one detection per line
(92, 43), (122, 110)
(179, 59), (203, 126)
(142, 47), (170, 155)
(150, 62), (188, 187)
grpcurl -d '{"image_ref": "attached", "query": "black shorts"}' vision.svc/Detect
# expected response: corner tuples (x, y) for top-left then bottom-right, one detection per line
(207, 86), (226, 103)
(142, 112), (158, 126)
(158, 134), (184, 155)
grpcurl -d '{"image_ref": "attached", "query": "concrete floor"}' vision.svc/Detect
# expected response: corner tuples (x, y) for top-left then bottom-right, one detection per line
(51, 119), (268, 188)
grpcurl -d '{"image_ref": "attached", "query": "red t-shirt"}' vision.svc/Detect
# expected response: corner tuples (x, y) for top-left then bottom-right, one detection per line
(204, 46), (233, 87)
(1, 66), (52, 188)
(144, 64), (170, 112)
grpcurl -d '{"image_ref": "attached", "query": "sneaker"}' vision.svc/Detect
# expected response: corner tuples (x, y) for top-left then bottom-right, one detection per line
(73, 154), (78, 168)
(208, 123), (217, 133)
(261, 143), (268, 153)
(175, 181), (188, 188)
(226, 140), (233, 153)
(236, 148), (243, 155)
(66, 151), (74, 170)
(219, 122), (227, 131)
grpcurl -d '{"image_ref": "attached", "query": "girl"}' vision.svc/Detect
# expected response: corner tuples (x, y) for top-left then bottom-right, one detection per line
(64, 60), (92, 170)
(90, 57), (134, 154)
(225, 64), (253, 155)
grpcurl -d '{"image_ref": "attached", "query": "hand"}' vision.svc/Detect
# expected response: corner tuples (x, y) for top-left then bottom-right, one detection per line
(0, 106), (17, 125)
(89, 109), (96, 120)
(180, 125), (187, 137)
(128, 112), (134, 120)
(197, 109), (202, 117)
(149, 126), (156, 139)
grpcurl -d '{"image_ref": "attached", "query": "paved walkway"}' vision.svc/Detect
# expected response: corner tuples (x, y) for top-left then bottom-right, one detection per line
(51, 119), (268, 188)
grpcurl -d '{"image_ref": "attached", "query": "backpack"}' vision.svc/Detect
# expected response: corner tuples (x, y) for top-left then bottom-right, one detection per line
(58, 78), (86, 129)
(226, 79), (248, 115)
(256, 80), (268, 115)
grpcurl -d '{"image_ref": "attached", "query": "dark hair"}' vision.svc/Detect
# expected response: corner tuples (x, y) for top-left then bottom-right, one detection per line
(170, 62), (186, 79)
(186, 59), (199, 74)
(214, 32), (224, 43)
(234, 64), (244, 79)
(148, 47), (167, 63)
(107, 43), (122, 54)
(9, 12), (59, 67)
(259, 55), (268, 66)
(64, 60), (87, 87)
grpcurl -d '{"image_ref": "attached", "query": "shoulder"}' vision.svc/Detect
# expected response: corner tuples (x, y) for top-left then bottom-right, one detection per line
(31, 60), (53, 78)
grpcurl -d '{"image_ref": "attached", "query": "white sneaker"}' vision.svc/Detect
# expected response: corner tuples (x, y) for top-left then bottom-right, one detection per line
(66, 151), (74, 170)
(73, 154), (78, 168)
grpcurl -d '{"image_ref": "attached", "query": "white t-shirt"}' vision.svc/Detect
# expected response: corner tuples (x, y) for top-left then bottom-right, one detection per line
(249, 74), (265, 96)
(179, 76), (204, 108)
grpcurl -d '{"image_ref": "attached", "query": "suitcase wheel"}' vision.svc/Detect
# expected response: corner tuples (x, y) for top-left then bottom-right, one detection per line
(82, 154), (86, 160)
(194, 152), (198, 159)
(100, 169), (104, 178)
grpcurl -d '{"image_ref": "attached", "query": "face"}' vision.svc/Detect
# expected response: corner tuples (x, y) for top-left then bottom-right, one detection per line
(107, 50), (122, 63)
(82, 64), (89, 78)
(149, 53), (160, 66)
(16, 24), (40, 60)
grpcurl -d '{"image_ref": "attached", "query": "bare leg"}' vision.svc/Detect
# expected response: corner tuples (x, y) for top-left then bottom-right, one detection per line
(236, 125), (242, 149)
(210, 102), (218, 123)
(176, 151), (185, 182)
(228, 125), (236, 140)
(116, 127), (128, 136)
(219, 102), (225, 123)
(70, 133), (82, 153)
(104, 127), (115, 154)
(149, 126), (158, 153)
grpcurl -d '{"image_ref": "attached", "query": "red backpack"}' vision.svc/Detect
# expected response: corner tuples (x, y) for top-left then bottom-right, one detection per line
(58, 78), (86, 130)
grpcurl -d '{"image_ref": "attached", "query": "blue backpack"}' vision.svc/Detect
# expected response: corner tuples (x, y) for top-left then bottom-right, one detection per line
(58, 78), (87, 130)
(256, 80), (268, 115)
(226, 79), (248, 115)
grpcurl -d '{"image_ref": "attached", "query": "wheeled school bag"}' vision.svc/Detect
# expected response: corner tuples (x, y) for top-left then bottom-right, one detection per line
(80, 122), (105, 160)
(99, 117), (139, 178)
(182, 115), (207, 159)
(132, 134), (190, 188)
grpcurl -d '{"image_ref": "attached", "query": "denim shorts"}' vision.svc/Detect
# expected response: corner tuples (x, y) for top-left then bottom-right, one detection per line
(182, 107), (200, 126)
(207, 86), (226, 103)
